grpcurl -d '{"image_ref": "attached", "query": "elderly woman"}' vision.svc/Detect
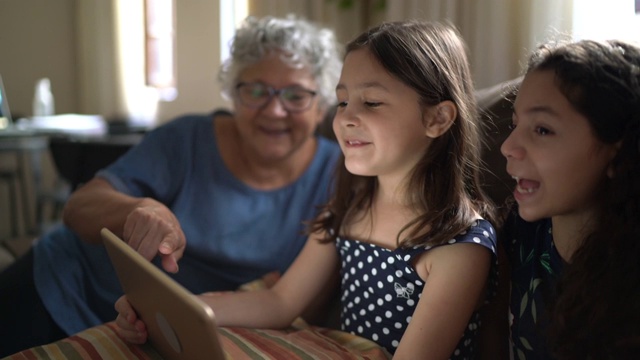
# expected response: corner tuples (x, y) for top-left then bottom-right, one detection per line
(0, 15), (342, 356)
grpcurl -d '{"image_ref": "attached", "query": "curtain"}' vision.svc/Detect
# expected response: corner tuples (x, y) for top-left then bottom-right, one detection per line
(247, 0), (574, 88)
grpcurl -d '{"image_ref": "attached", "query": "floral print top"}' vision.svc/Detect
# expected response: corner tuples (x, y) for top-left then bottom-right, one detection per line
(502, 206), (564, 360)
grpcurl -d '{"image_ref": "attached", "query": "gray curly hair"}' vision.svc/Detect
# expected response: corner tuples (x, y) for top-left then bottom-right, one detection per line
(218, 15), (343, 110)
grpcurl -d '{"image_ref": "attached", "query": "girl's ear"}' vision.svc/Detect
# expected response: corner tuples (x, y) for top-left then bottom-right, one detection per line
(424, 100), (456, 138)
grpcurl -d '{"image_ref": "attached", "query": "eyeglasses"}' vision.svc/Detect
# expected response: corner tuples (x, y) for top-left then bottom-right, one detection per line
(235, 82), (317, 113)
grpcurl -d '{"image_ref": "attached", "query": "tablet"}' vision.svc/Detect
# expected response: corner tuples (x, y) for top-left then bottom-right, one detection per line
(101, 228), (225, 360)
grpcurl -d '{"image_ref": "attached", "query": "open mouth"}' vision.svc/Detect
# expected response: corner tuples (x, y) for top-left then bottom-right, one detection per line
(259, 125), (290, 136)
(513, 176), (540, 194)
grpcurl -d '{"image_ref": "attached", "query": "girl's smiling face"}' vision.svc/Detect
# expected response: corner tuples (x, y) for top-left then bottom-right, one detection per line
(333, 48), (432, 185)
(501, 70), (618, 223)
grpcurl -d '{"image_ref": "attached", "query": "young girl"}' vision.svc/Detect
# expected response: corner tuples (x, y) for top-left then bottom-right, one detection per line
(500, 39), (640, 359)
(115, 20), (498, 359)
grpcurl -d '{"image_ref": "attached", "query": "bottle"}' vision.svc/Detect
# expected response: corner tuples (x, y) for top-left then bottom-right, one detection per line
(33, 78), (55, 117)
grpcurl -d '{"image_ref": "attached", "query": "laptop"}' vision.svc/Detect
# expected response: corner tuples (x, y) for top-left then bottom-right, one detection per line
(0, 74), (12, 129)
(101, 227), (226, 360)
(0, 74), (37, 136)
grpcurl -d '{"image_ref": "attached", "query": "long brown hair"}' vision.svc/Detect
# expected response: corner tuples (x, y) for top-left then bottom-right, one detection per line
(310, 20), (496, 248)
(527, 39), (640, 359)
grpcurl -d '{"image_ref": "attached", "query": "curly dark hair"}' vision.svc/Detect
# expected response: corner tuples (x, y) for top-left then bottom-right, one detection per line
(527, 39), (640, 359)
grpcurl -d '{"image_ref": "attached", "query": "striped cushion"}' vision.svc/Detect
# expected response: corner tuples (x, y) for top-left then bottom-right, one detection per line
(6, 321), (390, 359)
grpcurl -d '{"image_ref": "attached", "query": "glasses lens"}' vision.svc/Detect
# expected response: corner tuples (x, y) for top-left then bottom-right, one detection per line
(280, 87), (314, 111)
(236, 83), (316, 112)
(237, 83), (270, 108)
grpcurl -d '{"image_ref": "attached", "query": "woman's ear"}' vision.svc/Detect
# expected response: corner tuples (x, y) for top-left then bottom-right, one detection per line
(424, 100), (456, 138)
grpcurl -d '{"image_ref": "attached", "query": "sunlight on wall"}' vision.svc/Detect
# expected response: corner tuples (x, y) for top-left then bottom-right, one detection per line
(572, 0), (640, 43)
(220, 0), (249, 63)
(115, 0), (159, 125)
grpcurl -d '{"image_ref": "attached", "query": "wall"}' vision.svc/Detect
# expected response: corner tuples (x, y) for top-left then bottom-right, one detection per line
(0, 0), (225, 239)
(0, 0), (78, 119)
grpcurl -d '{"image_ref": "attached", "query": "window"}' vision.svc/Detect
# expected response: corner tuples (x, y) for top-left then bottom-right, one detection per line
(144, 0), (177, 101)
(572, 0), (640, 42)
(220, 0), (248, 63)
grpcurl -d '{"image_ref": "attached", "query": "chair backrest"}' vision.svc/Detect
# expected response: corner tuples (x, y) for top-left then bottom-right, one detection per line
(49, 133), (144, 190)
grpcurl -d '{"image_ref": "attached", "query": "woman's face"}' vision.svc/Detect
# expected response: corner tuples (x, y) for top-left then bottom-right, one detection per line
(501, 70), (618, 223)
(233, 51), (324, 163)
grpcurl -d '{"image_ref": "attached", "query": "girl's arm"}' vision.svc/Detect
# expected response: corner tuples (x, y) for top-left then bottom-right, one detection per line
(115, 231), (340, 342)
(393, 243), (492, 360)
(204, 231), (339, 328)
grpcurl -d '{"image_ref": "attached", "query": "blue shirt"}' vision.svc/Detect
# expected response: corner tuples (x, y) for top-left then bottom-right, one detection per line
(502, 206), (563, 360)
(34, 112), (341, 335)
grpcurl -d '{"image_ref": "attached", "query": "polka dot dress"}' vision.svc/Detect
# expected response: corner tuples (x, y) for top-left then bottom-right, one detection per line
(335, 219), (497, 358)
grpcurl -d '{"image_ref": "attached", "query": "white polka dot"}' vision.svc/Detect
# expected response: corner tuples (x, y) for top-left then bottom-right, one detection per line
(349, 284), (355, 292)
(359, 309), (366, 316)
(382, 328), (390, 335)
(377, 299), (384, 306)
(345, 319), (350, 326)
(387, 257), (395, 264)
(395, 270), (403, 277)
(363, 274), (369, 282)
(367, 255), (373, 263)
(350, 267), (356, 275)
(473, 237), (481, 243)
(403, 254), (411, 261)
(354, 249), (360, 257)
(392, 340), (399, 348)
(372, 333), (379, 341)
(365, 321), (371, 328)
(368, 304), (375, 311)
(371, 268), (377, 276)
(375, 316), (382, 323)
(407, 299), (415, 306)
(364, 292), (370, 299)
(346, 255), (352, 262)
(381, 262), (387, 269)
(385, 311), (392, 318)
(384, 294), (392, 301)
(387, 275), (394, 283)
(406, 316), (412, 323)
(448, 239), (456, 244)
(396, 305), (404, 312)
(377, 281), (384, 289)
(354, 296), (361, 304)
(394, 322), (402, 329)
(357, 261), (364, 269)
(483, 230), (489, 237)
(357, 326), (363, 333)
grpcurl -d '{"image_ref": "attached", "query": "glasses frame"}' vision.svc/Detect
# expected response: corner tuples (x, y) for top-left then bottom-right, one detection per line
(235, 82), (317, 113)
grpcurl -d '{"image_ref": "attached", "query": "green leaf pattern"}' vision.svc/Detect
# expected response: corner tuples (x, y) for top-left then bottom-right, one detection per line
(508, 219), (559, 359)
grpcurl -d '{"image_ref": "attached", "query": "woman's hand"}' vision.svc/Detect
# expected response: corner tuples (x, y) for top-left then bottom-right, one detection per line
(122, 198), (186, 273)
(114, 295), (148, 344)
(63, 178), (186, 273)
